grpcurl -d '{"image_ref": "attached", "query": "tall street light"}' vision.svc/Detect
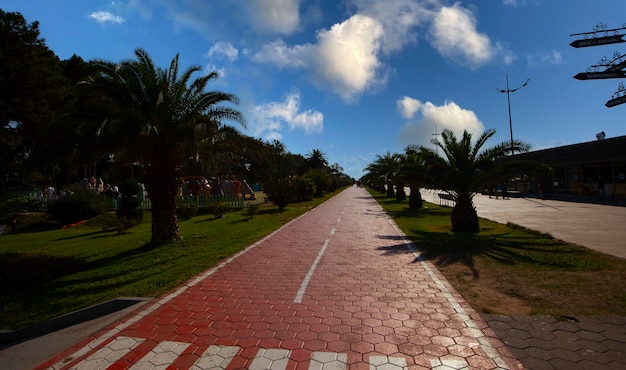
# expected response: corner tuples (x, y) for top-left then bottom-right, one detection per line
(496, 74), (530, 155)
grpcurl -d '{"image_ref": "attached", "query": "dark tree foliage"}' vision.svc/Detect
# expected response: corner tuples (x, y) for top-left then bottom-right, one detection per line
(0, 9), (71, 193)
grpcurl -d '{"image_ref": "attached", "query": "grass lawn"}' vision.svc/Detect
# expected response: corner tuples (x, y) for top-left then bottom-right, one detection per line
(0, 191), (339, 330)
(370, 189), (626, 317)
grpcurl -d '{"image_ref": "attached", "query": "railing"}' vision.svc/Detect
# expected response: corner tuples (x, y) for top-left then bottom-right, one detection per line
(105, 195), (244, 211)
(175, 195), (244, 210)
(8, 194), (245, 213)
(437, 193), (456, 207)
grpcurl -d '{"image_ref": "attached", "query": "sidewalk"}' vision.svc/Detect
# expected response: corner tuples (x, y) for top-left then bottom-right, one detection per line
(470, 192), (626, 259)
(33, 187), (521, 369)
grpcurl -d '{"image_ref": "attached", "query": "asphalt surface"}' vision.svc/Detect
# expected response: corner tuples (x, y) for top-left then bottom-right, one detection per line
(1, 188), (625, 369)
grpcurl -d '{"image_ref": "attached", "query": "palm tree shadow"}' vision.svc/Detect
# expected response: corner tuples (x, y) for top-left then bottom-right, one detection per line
(390, 228), (582, 279)
(53, 229), (113, 241)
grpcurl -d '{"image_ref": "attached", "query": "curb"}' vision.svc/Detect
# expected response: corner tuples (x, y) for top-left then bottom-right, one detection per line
(0, 297), (150, 349)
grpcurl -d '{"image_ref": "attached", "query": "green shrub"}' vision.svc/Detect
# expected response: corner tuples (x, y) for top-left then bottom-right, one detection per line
(208, 202), (230, 218)
(0, 196), (41, 222)
(177, 203), (198, 220)
(295, 176), (316, 201)
(0, 253), (86, 294)
(266, 178), (297, 210)
(304, 169), (332, 197)
(244, 203), (259, 218)
(118, 178), (140, 198)
(115, 179), (143, 227)
(47, 187), (109, 225)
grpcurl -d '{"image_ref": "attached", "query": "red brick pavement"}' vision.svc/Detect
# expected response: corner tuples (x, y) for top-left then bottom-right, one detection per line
(37, 187), (522, 369)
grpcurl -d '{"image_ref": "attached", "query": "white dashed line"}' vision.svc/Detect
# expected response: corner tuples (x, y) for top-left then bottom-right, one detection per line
(294, 239), (330, 303)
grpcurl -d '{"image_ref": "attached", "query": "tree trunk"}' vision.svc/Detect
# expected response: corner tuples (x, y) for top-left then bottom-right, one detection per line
(408, 186), (423, 209)
(395, 184), (406, 201)
(145, 176), (180, 244)
(451, 198), (479, 232)
(386, 181), (395, 197)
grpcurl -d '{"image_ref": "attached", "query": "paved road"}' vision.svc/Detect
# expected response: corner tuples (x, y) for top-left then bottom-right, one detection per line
(34, 187), (520, 369)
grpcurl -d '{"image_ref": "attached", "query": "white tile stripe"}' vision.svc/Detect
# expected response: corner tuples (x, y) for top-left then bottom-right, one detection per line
(430, 358), (471, 369)
(369, 355), (408, 369)
(130, 340), (190, 369)
(309, 351), (348, 369)
(69, 336), (144, 370)
(295, 239), (330, 303)
(56, 337), (488, 370)
(191, 345), (239, 369)
(249, 348), (291, 369)
(382, 210), (511, 370)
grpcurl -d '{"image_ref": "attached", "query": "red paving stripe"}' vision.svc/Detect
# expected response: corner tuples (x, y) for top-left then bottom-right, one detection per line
(40, 187), (521, 369)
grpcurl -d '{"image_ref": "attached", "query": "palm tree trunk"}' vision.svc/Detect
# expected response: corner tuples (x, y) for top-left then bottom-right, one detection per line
(408, 186), (423, 209)
(386, 180), (395, 197)
(145, 176), (180, 243)
(451, 195), (479, 232)
(395, 183), (406, 201)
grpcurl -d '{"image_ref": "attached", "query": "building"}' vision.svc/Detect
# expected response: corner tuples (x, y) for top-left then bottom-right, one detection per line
(514, 134), (626, 197)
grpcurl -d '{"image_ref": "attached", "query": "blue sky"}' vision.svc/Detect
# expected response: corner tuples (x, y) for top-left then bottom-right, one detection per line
(2, 0), (625, 179)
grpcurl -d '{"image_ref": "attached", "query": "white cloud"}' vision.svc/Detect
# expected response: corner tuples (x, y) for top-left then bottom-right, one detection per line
(397, 98), (485, 148)
(250, 1), (513, 100)
(124, 0), (153, 21)
(397, 96), (423, 119)
(503, 0), (526, 6)
(88, 11), (125, 24)
(429, 3), (511, 69)
(207, 42), (239, 61)
(348, 0), (432, 54)
(527, 50), (562, 68)
(250, 93), (324, 140)
(247, 0), (301, 35)
(312, 14), (385, 101)
(252, 39), (311, 68)
(253, 14), (386, 101)
(204, 64), (227, 80)
(265, 131), (284, 142)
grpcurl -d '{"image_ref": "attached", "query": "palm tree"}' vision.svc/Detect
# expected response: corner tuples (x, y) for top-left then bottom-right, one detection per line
(305, 149), (328, 170)
(85, 48), (245, 243)
(421, 128), (530, 232)
(363, 151), (400, 198)
(398, 146), (427, 209)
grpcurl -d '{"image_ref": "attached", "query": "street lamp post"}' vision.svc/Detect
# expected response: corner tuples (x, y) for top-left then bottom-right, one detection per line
(496, 74), (530, 155)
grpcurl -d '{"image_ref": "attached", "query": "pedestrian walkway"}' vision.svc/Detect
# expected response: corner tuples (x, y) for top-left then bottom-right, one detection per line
(470, 192), (626, 259)
(35, 187), (521, 369)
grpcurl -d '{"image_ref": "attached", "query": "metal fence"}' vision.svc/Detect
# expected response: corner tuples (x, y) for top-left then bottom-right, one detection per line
(106, 195), (244, 211)
(7, 193), (245, 213)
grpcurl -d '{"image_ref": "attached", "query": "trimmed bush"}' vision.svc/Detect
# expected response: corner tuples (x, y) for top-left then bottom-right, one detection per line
(47, 187), (109, 225)
(244, 203), (259, 218)
(266, 178), (297, 210)
(177, 204), (198, 220)
(116, 179), (143, 228)
(208, 202), (230, 218)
